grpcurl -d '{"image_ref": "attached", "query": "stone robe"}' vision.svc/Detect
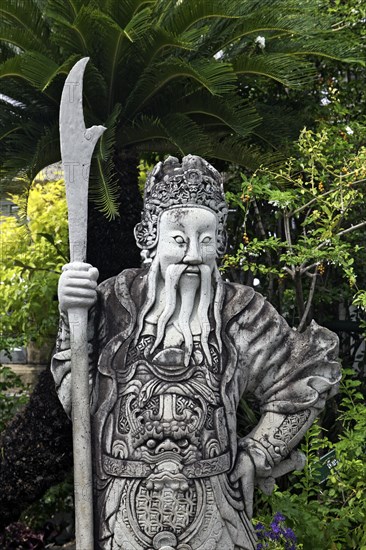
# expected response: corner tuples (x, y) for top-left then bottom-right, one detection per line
(51, 268), (341, 550)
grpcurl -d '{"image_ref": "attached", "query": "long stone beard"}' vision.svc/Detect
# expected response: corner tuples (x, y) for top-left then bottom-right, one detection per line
(135, 257), (224, 367)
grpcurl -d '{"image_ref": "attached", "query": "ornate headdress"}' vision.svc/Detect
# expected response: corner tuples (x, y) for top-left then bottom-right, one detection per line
(134, 155), (228, 256)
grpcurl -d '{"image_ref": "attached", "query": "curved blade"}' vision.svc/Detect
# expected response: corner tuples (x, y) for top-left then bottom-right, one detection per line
(59, 57), (106, 262)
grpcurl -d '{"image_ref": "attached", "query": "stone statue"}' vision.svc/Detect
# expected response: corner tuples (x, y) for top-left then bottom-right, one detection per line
(51, 155), (341, 550)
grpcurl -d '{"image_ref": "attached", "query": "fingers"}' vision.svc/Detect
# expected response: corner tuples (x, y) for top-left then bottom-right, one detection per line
(89, 267), (99, 281)
(63, 276), (97, 290)
(62, 286), (97, 299)
(62, 261), (92, 272)
(230, 450), (252, 483)
(240, 461), (255, 519)
(62, 262), (99, 281)
(59, 262), (99, 312)
(230, 451), (255, 520)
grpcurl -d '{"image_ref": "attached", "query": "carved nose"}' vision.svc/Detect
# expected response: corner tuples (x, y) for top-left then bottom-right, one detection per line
(183, 239), (202, 265)
(183, 255), (201, 265)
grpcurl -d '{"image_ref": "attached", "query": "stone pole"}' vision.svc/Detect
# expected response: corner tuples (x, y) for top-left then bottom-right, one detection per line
(59, 57), (106, 550)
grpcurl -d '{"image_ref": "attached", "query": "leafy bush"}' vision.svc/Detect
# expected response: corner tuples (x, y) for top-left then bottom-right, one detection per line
(0, 366), (29, 432)
(18, 474), (75, 547)
(0, 523), (45, 550)
(254, 370), (366, 550)
(0, 178), (68, 354)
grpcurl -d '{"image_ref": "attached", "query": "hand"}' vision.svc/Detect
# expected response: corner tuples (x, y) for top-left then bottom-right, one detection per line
(230, 451), (255, 519)
(58, 262), (99, 313)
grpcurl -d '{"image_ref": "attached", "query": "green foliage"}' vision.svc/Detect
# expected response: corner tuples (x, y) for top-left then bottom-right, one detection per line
(0, 178), (68, 354)
(21, 472), (74, 534)
(0, 0), (361, 215)
(223, 124), (366, 328)
(254, 370), (366, 550)
(0, 366), (29, 432)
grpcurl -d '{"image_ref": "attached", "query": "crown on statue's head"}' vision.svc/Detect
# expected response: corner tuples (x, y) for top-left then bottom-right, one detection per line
(134, 155), (228, 255)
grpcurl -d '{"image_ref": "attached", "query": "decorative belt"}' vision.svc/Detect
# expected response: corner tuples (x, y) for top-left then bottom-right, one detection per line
(102, 452), (231, 479)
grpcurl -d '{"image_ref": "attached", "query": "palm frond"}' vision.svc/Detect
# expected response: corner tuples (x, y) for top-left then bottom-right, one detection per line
(45, 0), (86, 25)
(233, 53), (316, 89)
(89, 104), (122, 219)
(161, 0), (241, 35)
(124, 58), (237, 116)
(101, 0), (155, 28)
(0, 52), (59, 94)
(270, 36), (364, 64)
(119, 114), (174, 146)
(0, 120), (47, 182)
(120, 112), (211, 156)
(99, 103), (121, 161)
(203, 11), (331, 54)
(48, 4), (97, 56)
(29, 123), (61, 179)
(209, 136), (281, 170)
(160, 113), (212, 156)
(172, 90), (261, 138)
(0, 0), (49, 51)
(0, 23), (49, 55)
(88, 8), (152, 112)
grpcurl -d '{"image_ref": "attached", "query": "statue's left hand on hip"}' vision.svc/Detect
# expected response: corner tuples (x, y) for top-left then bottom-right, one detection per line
(230, 451), (255, 519)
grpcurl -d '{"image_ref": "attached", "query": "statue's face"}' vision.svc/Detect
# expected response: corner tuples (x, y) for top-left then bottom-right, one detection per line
(156, 207), (218, 279)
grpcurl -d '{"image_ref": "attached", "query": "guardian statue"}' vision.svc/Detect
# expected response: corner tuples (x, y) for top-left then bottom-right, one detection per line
(52, 155), (340, 550)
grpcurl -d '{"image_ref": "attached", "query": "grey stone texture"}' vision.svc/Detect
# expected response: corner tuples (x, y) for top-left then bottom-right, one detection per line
(52, 156), (341, 550)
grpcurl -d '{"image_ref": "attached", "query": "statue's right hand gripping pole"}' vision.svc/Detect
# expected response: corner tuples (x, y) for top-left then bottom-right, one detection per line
(60, 57), (106, 550)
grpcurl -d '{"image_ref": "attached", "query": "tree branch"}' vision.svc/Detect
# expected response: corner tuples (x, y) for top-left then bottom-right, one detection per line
(298, 272), (317, 332)
(334, 220), (366, 238)
(294, 268), (305, 321)
(253, 198), (275, 299)
(288, 178), (366, 218)
(317, 220), (366, 250)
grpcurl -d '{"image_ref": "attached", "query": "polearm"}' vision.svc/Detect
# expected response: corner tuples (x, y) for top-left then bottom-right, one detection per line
(59, 57), (106, 549)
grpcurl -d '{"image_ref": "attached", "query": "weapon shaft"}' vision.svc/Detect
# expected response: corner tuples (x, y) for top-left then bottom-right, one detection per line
(69, 307), (93, 548)
(60, 57), (106, 549)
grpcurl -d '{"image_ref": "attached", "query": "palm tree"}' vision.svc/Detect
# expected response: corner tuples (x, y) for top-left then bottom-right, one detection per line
(0, 0), (360, 527)
(0, 0), (359, 277)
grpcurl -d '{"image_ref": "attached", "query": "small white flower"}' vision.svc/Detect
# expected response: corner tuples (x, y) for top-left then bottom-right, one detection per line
(345, 125), (354, 135)
(255, 36), (266, 49)
(320, 97), (331, 106)
(214, 50), (224, 60)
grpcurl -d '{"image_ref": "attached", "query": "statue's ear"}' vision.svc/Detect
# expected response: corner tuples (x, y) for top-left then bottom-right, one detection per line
(134, 217), (158, 251)
(140, 249), (154, 267)
(134, 222), (143, 248)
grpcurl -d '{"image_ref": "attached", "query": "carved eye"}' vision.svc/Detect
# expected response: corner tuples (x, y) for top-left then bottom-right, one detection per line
(201, 236), (211, 244)
(173, 235), (186, 244)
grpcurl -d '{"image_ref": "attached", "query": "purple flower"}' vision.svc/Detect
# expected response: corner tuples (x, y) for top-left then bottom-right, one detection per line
(269, 530), (280, 541)
(255, 513), (298, 549)
(284, 527), (297, 541)
(270, 522), (281, 534)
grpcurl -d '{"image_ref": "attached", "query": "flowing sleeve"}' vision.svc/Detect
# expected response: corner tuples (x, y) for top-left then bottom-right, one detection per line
(229, 291), (341, 477)
(50, 291), (107, 417)
(231, 293), (341, 415)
